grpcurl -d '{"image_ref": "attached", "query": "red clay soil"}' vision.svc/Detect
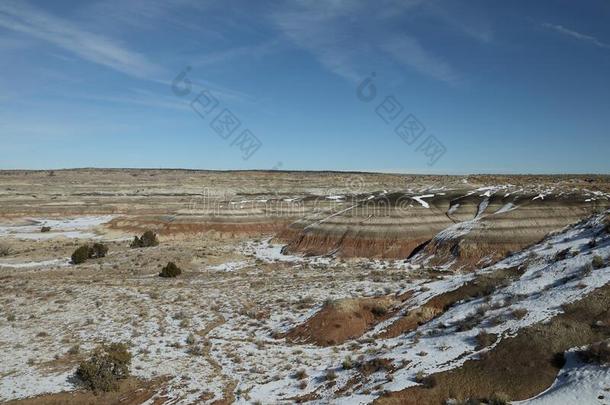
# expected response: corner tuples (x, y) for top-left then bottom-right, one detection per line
(378, 266), (524, 339)
(375, 283), (610, 405)
(284, 294), (411, 346)
(279, 229), (431, 259)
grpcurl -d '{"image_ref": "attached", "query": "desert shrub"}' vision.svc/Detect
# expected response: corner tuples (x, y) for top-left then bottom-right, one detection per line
(358, 358), (393, 375)
(588, 238), (597, 249)
(592, 255), (605, 269)
(293, 369), (307, 380)
(342, 356), (354, 370)
(71, 243), (109, 264)
(370, 304), (388, 317)
(130, 230), (159, 248)
(71, 245), (91, 265)
(415, 371), (436, 388)
(90, 243), (108, 258)
(579, 339), (610, 364)
(325, 369), (337, 381)
(159, 262), (182, 278)
(187, 344), (204, 356)
(75, 342), (131, 392)
(40, 226), (51, 233)
(455, 314), (481, 332)
(553, 248), (570, 262)
(511, 308), (528, 319)
(0, 243), (10, 257)
(604, 215), (610, 233)
(474, 331), (497, 350)
(582, 262), (594, 276)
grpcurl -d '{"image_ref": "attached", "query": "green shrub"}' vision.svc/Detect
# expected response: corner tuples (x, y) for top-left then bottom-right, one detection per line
(71, 243), (109, 264)
(75, 342), (131, 392)
(159, 262), (182, 278)
(130, 230), (159, 248)
(592, 255), (605, 269)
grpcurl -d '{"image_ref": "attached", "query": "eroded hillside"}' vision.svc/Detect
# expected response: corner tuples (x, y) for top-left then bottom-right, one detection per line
(0, 169), (609, 404)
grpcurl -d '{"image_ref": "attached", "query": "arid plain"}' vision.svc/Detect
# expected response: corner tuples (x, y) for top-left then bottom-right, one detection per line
(1, 169), (609, 404)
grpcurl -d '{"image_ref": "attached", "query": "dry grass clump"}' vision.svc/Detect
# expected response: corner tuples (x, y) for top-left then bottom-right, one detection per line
(357, 358), (394, 375)
(475, 331), (497, 350)
(71, 243), (108, 265)
(130, 230), (159, 248)
(553, 248), (570, 262)
(75, 342), (131, 392)
(511, 308), (528, 320)
(579, 339), (610, 365)
(325, 369), (337, 381)
(159, 262), (182, 278)
(341, 356), (354, 370)
(414, 371), (437, 388)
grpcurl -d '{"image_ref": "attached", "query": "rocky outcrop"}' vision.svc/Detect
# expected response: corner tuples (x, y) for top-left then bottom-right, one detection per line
(278, 192), (458, 258)
(279, 188), (610, 269)
(416, 192), (610, 270)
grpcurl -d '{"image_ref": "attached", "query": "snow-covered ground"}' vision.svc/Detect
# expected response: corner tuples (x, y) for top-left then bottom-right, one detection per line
(0, 211), (608, 404)
(0, 216), (113, 240)
(516, 349), (610, 404)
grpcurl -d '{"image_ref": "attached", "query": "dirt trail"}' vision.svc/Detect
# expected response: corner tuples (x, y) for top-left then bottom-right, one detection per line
(197, 315), (237, 405)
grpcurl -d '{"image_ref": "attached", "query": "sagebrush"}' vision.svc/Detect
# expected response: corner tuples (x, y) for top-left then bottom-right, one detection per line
(75, 342), (131, 392)
(159, 261), (182, 278)
(130, 230), (159, 248)
(71, 243), (109, 265)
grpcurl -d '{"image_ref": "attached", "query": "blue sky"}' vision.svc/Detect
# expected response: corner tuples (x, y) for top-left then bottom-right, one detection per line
(0, 0), (609, 173)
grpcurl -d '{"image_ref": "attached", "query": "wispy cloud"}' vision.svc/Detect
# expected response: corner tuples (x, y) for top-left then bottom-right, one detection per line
(271, 2), (364, 82)
(80, 0), (215, 35)
(192, 39), (284, 68)
(0, 0), (163, 78)
(72, 89), (191, 112)
(380, 36), (458, 84)
(271, 0), (460, 84)
(543, 23), (610, 49)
